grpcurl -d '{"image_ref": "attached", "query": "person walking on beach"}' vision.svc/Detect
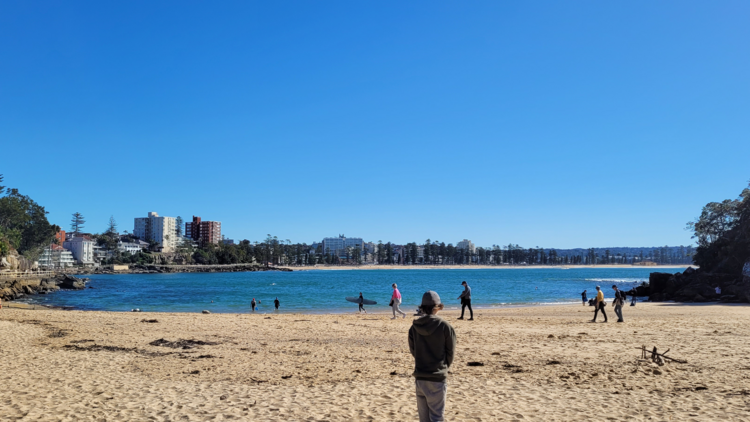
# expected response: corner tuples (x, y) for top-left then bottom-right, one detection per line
(631, 291), (637, 306)
(358, 292), (367, 314)
(409, 291), (456, 422)
(251, 298), (256, 312)
(391, 283), (407, 319)
(591, 286), (607, 323)
(457, 281), (473, 320)
(581, 290), (587, 306)
(612, 285), (625, 323)
(274, 297), (280, 310)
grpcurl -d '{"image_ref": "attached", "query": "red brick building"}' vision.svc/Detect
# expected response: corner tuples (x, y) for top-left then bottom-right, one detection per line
(55, 230), (66, 245)
(185, 216), (222, 245)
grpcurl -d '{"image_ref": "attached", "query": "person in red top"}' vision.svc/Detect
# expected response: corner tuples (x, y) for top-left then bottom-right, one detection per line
(391, 283), (407, 319)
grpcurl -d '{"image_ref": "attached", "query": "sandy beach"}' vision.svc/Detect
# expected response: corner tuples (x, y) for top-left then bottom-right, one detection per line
(285, 264), (692, 271)
(1, 303), (748, 421)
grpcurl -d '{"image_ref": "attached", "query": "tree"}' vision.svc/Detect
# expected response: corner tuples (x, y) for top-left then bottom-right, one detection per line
(71, 212), (85, 236)
(107, 216), (117, 236)
(0, 188), (59, 256)
(176, 216), (183, 238)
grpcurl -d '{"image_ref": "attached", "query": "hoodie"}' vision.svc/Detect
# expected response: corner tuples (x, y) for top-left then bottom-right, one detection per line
(408, 315), (457, 382)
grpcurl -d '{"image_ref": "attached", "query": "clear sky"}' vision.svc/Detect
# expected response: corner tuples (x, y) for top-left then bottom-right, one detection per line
(1, 1), (748, 248)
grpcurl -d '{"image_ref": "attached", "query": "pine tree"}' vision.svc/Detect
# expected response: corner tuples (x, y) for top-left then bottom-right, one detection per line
(71, 212), (85, 236)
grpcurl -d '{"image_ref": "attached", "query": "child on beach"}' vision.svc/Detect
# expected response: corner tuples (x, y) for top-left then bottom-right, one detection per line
(409, 291), (457, 422)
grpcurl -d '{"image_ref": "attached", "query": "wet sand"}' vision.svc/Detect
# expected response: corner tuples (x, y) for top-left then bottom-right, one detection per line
(0, 302), (747, 421)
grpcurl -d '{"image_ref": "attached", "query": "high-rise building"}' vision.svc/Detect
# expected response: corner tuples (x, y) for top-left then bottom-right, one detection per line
(457, 239), (476, 253)
(133, 212), (177, 252)
(322, 235), (364, 258)
(185, 216), (221, 245)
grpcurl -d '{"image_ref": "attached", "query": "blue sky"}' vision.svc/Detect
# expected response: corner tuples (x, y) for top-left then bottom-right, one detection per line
(1, 1), (748, 248)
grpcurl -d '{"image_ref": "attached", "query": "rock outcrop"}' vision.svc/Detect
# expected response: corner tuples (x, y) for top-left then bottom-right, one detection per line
(0, 273), (87, 301)
(648, 266), (750, 303)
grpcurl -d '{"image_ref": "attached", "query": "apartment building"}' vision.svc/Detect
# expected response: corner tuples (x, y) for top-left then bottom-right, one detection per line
(322, 235), (364, 258)
(63, 236), (96, 265)
(38, 245), (76, 269)
(457, 239), (476, 253)
(185, 216), (221, 245)
(133, 212), (177, 252)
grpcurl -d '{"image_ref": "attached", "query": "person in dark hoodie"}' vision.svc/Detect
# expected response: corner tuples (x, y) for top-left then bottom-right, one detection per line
(409, 291), (457, 422)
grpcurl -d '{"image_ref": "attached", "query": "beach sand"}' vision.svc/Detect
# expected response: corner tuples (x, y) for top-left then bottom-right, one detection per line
(0, 303), (748, 421)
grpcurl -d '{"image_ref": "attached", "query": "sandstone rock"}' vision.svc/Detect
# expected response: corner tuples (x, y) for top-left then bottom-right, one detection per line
(202, 310), (211, 314)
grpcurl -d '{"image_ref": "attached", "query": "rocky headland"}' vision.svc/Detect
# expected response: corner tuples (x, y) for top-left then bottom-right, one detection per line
(0, 273), (88, 302)
(647, 262), (750, 303)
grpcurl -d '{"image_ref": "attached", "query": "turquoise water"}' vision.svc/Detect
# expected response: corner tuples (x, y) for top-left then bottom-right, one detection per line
(19, 267), (684, 313)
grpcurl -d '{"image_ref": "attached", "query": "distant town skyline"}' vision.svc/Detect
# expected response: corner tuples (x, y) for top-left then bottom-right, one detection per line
(2, 2), (749, 248)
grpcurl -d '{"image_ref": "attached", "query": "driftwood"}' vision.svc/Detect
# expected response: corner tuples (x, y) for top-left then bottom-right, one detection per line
(639, 345), (687, 364)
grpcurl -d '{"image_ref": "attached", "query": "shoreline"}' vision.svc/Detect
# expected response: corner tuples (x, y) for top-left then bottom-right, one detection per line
(282, 264), (692, 271)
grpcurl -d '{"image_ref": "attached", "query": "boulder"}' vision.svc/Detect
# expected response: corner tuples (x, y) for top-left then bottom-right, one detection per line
(56, 274), (86, 290)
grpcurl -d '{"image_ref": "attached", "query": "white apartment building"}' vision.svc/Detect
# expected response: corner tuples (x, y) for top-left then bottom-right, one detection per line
(457, 239), (476, 253)
(133, 212), (177, 252)
(322, 235), (364, 258)
(63, 237), (96, 265)
(118, 241), (145, 255)
(38, 246), (76, 269)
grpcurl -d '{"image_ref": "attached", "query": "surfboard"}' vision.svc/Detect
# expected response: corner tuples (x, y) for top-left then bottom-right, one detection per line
(346, 296), (377, 305)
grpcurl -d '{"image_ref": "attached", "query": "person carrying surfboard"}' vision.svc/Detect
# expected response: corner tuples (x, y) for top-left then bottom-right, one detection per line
(409, 291), (456, 422)
(358, 292), (367, 314)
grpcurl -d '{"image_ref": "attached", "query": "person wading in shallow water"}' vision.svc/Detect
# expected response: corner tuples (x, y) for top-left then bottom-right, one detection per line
(591, 286), (607, 323)
(274, 297), (280, 310)
(251, 298), (256, 312)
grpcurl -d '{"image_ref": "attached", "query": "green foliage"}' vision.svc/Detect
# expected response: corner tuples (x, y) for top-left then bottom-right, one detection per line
(690, 183), (750, 273)
(0, 188), (58, 255)
(70, 212), (85, 235)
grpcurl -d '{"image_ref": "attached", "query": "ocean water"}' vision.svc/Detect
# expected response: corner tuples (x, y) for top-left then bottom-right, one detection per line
(18, 267), (686, 313)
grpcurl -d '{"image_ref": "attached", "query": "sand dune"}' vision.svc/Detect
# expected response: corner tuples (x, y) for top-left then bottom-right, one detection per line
(1, 303), (748, 421)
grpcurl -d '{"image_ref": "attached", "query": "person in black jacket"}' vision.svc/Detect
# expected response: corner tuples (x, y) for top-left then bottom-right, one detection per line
(409, 291), (457, 422)
(457, 281), (473, 320)
(612, 285), (625, 322)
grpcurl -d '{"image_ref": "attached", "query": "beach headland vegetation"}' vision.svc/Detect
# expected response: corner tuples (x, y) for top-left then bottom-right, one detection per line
(648, 181), (750, 303)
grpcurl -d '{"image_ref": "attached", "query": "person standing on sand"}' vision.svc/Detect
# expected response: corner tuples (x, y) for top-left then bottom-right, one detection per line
(409, 291), (456, 422)
(358, 292), (367, 314)
(591, 286), (607, 323)
(274, 297), (280, 310)
(391, 283), (407, 319)
(612, 285), (625, 323)
(581, 290), (587, 306)
(251, 298), (256, 312)
(457, 281), (473, 320)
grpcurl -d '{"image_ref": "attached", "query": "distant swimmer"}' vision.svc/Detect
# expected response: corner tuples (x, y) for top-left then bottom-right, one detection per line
(274, 297), (280, 310)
